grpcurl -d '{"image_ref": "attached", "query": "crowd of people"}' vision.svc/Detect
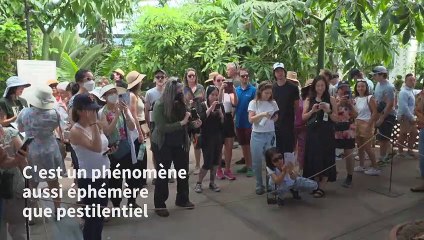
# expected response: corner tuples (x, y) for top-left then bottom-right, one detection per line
(0, 62), (423, 240)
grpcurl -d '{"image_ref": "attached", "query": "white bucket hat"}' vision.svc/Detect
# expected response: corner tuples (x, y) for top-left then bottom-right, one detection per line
(3, 76), (31, 97)
(57, 81), (70, 91)
(26, 85), (56, 110)
(100, 84), (127, 98)
(90, 87), (105, 102)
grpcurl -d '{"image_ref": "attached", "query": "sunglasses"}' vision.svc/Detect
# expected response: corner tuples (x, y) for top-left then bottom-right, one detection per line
(271, 154), (283, 163)
(155, 76), (165, 80)
(187, 75), (196, 78)
(240, 74), (249, 79)
(215, 78), (224, 82)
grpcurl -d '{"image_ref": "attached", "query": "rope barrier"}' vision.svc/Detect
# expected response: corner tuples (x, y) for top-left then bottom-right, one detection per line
(30, 128), (424, 239)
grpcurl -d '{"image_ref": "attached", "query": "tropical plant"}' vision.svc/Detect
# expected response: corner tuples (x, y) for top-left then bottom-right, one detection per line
(0, 0), (137, 60)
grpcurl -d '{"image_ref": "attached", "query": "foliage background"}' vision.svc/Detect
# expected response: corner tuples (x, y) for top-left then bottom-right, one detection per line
(0, 0), (423, 94)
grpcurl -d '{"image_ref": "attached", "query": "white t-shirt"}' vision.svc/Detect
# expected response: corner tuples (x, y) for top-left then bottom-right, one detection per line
(223, 93), (232, 113)
(248, 100), (279, 132)
(355, 95), (372, 121)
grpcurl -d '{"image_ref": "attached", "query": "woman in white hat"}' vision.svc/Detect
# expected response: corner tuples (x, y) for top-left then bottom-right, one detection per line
(0, 76), (31, 127)
(127, 71), (148, 187)
(16, 84), (65, 214)
(98, 84), (138, 207)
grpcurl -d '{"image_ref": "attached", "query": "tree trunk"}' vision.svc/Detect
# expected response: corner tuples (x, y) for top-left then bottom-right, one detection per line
(317, 20), (325, 74)
(41, 33), (50, 60)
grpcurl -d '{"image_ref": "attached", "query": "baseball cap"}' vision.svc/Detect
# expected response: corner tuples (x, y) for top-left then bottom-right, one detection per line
(73, 93), (101, 110)
(370, 66), (388, 75)
(337, 80), (350, 89)
(349, 68), (361, 79)
(154, 69), (167, 76)
(273, 62), (285, 70)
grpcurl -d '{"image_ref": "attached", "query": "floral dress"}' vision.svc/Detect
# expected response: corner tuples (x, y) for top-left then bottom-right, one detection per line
(335, 101), (356, 149)
(16, 107), (65, 182)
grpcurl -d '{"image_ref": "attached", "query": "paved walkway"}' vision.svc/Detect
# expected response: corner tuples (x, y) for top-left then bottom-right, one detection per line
(27, 142), (424, 240)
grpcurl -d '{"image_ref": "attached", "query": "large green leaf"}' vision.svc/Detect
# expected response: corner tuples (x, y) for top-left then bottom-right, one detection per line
(58, 52), (79, 80)
(77, 44), (105, 69)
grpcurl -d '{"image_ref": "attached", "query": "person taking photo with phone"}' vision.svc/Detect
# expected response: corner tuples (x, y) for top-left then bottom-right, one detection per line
(193, 85), (224, 193)
(98, 84), (138, 208)
(151, 78), (202, 217)
(335, 81), (358, 188)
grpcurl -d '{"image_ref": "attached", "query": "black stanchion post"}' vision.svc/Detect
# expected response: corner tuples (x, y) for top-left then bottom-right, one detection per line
(368, 130), (403, 198)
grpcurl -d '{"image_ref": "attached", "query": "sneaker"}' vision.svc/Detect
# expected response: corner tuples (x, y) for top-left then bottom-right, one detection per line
(194, 183), (203, 193)
(364, 168), (381, 176)
(354, 166), (366, 172)
(209, 183), (221, 192)
(155, 209), (170, 217)
(236, 166), (248, 173)
(235, 157), (245, 165)
(342, 178), (352, 188)
(216, 168), (225, 180)
(246, 168), (254, 177)
(256, 187), (265, 195)
(175, 201), (195, 209)
(224, 169), (236, 180)
(193, 167), (200, 175)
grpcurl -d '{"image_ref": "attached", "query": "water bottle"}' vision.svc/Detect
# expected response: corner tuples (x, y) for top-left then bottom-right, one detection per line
(259, 117), (267, 126)
(137, 142), (146, 161)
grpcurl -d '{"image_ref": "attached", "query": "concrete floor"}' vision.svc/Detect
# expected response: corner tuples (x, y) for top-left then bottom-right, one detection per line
(27, 141), (424, 240)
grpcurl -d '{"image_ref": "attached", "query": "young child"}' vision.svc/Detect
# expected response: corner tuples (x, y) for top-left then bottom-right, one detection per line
(265, 147), (318, 205)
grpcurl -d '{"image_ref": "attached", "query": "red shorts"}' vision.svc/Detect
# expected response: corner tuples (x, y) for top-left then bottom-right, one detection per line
(236, 128), (252, 146)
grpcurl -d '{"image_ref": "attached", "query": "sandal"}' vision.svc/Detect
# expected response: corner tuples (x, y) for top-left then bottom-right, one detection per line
(313, 189), (325, 198)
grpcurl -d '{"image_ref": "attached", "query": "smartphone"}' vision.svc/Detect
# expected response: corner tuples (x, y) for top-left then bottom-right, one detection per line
(214, 103), (222, 111)
(271, 110), (279, 119)
(20, 138), (34, 152)
(224, 81), (234, 93)
(102, 148), (111, 156)
(190, 108), (199, 120)
(119, 92), (130, 106)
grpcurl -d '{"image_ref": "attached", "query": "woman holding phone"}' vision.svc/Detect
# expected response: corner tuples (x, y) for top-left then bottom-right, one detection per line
(70, 93), (110, 240)
(302, 76), (337, 198)
(248, 81), (279, 195)
(194, 85), (224, 193)
(98, 84), (137, 208)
